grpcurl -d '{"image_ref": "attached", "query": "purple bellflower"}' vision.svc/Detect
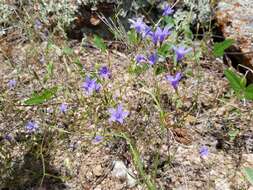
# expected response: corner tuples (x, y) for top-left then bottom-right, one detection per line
(129, 17), (147, 33)
(162, 3), (174, 16)
(136, 54), (146, 64)
(108, 104), (129, 124)
(4, 134), (13, 142)
(59, 103), (68, 113)
(160, 26), (172, 42)
(148, 52), (158, 65)
(34, 19), (43, 30)
(199, 146), (209, 158)
(151, 27), (162, 45)
(151, 26), (171, 45)
(92, 135), (104, 144)
(8, 79), (17, 89)
(129, 17), (153, 39)
(82, 76), (101, 95)
(39, 54), (45, 64)
(166, 72), (182, 89)
(99, 66), (111, 79)
(26, 121), (39, 133)
(173, 46), (192, 62)
(141, 25), (153, 38)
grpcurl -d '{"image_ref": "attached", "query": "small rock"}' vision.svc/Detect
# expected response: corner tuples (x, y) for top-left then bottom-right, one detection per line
(93, 164), (103, 176)
(112, 160), (137, 188)
(112, 160), (128, 179)
(215, 178), (230, 190)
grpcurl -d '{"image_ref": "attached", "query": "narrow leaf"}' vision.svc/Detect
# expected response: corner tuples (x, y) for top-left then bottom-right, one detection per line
(245, 84), (253, 100)
(24, 86), (58, 105)
(224, 69), (245, 92)
(47, 62), (53, 76)
(127, 30), (138, 45)
(93, 35), (107, 53)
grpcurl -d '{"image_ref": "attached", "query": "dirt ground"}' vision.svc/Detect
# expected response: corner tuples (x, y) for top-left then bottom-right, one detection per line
(1, 31), (253, 190)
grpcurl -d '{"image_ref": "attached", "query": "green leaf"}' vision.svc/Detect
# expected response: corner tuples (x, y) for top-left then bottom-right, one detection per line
(158, 43), (171, 57)
(127, 30), (138, 45)
(183, 24), (193, 40)
(62, 47), (73, 55)
(242, 167), (253, 185)
(163, 16), (175, 27)
(47, 62), (53, 76)
(128, 64), (149, 75)
(228, 129), (239, 141)
(73, 58), (83, 70)
(213, 39), (234, 57)
(224, 69), (245, 92)
(155, 65), (167, 75)
(24, 86), (58, 105)
(93, 35), (107, 53)
(245, 84), (253, 100)
(43, 62), (54, 82)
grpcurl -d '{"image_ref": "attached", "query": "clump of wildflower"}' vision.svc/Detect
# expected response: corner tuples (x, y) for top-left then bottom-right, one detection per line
(8, 79), (16, 89)
(108, 104), (129, 124)
(166, 72), (182, 89)
(162, 3), (174, 16)
(173, 46), (192, 62)
(148, 52), (158, 65)
(199, 146), (209, 158)
(92, 135), (104, 144)
(99, 66), (111, 79)
(136, 54), (146, 64)
(26, 121), (39, 133)
(59, 103), (68, 113)
(82, 76), (101, 95)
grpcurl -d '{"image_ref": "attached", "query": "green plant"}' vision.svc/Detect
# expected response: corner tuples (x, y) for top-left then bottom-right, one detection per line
(242, 167), (253, 185)
(213, 39), (234, 57)
(93, 35), (107, 53)
(24, 86), (58, 105)
(224, 68), (253, 100)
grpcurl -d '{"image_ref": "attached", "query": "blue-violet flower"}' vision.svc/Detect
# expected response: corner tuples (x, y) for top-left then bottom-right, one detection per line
(162, 3), (174, 16)
(173, 46), (192, 62)
(199, 146), (209, 158)
(99, 66), (111, 79)
(136, 54), (146, 64)
(108, 104), (129, 124)
(82, 76), (101, 95)
(59, 103), (68, 113)
(148, 52), (158, 65)
(151, 26), (171, 45)
(8, 79), (17, 89)
(92, 135), (104, 144)
(26, 121), (39, 133)
(129, 17), (147, 34)
(166, 72), (182, 89)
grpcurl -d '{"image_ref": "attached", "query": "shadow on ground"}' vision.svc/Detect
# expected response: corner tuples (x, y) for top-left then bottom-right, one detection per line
(2, 143), (66, 190)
